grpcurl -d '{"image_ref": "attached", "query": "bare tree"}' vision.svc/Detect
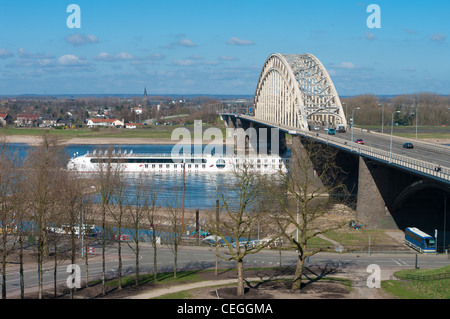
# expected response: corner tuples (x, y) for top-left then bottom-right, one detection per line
(109, 170), (128, 290)
(207, 164), (277, 296)
(126, 173), (152, 286)
(94, 148), (122, 296)
(145, 177), (160, 284)
(164, 191), (183, 279)
(23, 135), (67, 299)
(267, 138), (353, 290)
(0, 138), (22, 299)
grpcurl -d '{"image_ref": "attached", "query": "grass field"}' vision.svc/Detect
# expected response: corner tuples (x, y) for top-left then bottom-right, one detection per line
(381, 265), (450, 299)
(360, 125), (450, 140)
(2, 124), (228, 140)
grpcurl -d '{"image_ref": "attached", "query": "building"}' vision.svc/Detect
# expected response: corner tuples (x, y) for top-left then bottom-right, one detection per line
(87, 118), (124, 128)
(125, 123), (137, 129)
(0, 113), (12, 126)
(38, 116), (58, 128)
(16, 114), (39, 127)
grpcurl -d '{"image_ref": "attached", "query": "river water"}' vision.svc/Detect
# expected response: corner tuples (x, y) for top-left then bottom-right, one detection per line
(5, 143), (283, 212)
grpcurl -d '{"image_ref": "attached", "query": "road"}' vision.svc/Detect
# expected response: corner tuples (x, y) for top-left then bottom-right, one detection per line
(314, 128), (450, 168)
(3, 243), (449, 297)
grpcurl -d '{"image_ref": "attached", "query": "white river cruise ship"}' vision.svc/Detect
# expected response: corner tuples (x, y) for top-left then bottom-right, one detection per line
(67, 150), (291, 173)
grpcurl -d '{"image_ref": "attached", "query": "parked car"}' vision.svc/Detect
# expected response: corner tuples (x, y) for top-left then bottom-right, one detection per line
(403, 142), (414, 149)
(355, 138), (364, 144)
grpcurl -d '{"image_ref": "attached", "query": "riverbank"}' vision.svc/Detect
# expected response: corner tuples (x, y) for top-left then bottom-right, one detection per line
(3, 135), (225, 146)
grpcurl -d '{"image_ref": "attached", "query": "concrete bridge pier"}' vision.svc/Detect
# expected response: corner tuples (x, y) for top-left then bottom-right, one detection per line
(356, 157), (398, 228)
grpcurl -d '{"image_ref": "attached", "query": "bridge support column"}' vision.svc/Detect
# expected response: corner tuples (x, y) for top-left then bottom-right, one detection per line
(356, 157), (397, 229)
(290, 135), (325, 195)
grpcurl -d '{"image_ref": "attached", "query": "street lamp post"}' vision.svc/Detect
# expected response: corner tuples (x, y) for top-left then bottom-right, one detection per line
(351, 107), (360, 151)
(389, 110), (401, 163)
(378, 103), (384, 134)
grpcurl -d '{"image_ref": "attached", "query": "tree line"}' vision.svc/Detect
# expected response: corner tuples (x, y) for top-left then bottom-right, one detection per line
(341, 93), (450, 127)
(0, 134), (353, 298)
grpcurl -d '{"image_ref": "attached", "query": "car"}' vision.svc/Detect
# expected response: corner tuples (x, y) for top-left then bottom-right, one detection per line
(314, 125), (320, 131)
(327, 128), (335, 135)
(403, 142), (414, 149)
(355, 139), (364, 144)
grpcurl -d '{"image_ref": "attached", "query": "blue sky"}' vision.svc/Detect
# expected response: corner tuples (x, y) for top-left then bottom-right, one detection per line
(0, 0), (449, 96)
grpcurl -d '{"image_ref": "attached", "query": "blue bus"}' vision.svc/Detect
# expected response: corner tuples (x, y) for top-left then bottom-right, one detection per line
(405, 227), (436, 253)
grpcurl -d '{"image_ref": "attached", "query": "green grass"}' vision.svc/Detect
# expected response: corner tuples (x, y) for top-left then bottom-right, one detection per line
(359, 125), (450, 140)
(382, 265), (450, 299)
(2, 124), (227, 140)
(323, 229), (392, 247)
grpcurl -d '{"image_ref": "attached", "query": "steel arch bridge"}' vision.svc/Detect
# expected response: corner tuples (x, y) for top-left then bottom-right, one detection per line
(253, 53), (347, 131)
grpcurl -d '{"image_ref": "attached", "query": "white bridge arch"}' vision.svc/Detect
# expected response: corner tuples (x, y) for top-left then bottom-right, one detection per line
(253, 53), (347, 131)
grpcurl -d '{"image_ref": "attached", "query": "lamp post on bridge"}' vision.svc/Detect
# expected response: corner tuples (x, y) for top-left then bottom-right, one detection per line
(378, 102), (384, 134)
(389, 110), (401, 163)
(351, 107), (360, 152)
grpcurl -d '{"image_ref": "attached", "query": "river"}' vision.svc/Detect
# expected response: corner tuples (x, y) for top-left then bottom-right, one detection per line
(4, 143), (283, 211)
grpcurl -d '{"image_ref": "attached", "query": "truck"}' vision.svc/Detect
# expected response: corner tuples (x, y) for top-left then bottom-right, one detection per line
(337, 124), (346, 133)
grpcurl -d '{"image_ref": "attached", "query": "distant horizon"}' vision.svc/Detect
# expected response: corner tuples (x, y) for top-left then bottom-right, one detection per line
(0, 92), (448, 99)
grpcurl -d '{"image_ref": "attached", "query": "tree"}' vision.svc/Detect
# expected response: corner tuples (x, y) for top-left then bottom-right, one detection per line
(267, 137), (353, 290)
(23, 135), (67, 299)
(0, 138), (22, 299)
(94, 148), (122, 296)
(207, 163), (278, 296)
(164, 191), (183, 279)
(145, 176), (161, 284)
(126, 173), (152, 286)
(109, 168), (128, 290)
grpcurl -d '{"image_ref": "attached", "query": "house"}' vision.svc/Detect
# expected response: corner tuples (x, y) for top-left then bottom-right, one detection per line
(38, 116), (58, 128)
(16, 114), (39, 127)
(87, 118), (124, 128)
(0, 113), (12, 126)
(125, 123), (137, 129)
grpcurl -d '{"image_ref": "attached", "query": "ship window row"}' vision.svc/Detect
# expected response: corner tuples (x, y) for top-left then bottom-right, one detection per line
(90, 158), (207, 164)
(234, 159), (289, 164)
(142, 164), (207, 169)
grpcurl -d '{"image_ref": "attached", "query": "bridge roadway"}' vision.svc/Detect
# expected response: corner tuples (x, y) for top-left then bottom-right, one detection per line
(233, 114), (450, 186)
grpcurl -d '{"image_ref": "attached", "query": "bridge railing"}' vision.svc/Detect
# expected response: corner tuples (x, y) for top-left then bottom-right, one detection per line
(226, 114), (450, 183)
(300, 129), (450, 183)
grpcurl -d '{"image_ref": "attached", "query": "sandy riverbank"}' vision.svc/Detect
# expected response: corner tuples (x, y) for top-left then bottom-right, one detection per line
(4, 135), (450, 146)
(3, 135), (226, 146)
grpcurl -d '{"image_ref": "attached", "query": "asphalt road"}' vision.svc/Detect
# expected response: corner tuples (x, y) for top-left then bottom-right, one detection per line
(4, 243), (450, 297)
(314, 128), (450, 168)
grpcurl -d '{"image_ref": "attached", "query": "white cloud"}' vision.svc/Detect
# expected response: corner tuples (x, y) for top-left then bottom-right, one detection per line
(0, 49), (14, 58)
(18, 48), (54, 59)
(172, 59), (196, 66)
(330, 62), (359, 70)
(57, 55), (89, 66)
(430, 32), (446, 43)
(65, 33), (99, 46)
(94, 52), (135, 62)
(226, 37), (254, 46)
(176, 39), (197, 47)
(146, 53), (165, 60)
(365, 31), (376, 41)
(218, 56), (239, 61)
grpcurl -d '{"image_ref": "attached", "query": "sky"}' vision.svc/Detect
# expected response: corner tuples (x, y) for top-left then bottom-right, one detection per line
(0, 0), (449, 96)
